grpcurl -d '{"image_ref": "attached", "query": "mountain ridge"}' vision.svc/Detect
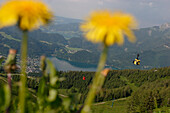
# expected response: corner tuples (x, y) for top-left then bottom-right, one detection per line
(0, 16), (170, 69)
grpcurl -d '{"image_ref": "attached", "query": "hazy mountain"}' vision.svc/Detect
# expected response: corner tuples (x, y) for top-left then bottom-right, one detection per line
(52, 16), (82, 25)
(40, 16), (82, 38)
(0, 26), (66, 56)
(0, 19), (170, 69)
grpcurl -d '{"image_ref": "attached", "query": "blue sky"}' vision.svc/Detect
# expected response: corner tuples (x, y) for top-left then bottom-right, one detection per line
(0, 0), (170, 28)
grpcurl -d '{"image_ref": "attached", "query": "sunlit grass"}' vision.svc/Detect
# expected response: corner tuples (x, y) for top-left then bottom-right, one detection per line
(91, 99), (128, 113)
(65, 45), (84, 53)
(0, 32), (21, 42)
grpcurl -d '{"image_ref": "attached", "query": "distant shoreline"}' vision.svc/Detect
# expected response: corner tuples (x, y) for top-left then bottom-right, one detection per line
(48, 57), (118, 72)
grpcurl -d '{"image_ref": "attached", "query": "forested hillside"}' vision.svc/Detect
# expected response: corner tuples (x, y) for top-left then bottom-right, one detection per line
(2, 66), (169, 103)
(0, 66), (169, 112)
(0, 23), (170, 69)
(0, 26), (66, 56)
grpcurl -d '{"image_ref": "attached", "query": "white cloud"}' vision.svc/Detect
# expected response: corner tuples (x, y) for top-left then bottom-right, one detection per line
(67, 0), (85, 2)
(140, 1), (153, 7)
(148, 2), (153, 7)
(0, 0), (170, 27)
(98, 0), (103, 6)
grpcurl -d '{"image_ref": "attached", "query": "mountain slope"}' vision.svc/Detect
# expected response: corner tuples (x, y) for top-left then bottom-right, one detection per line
(40, 16), (82, 38)
(0, 26), (66, 56)
(0, 21), (170, 69)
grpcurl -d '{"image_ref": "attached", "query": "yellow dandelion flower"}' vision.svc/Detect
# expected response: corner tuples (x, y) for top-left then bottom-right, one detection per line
(80, 10), (137, 46)
(0, 0), (53, 31)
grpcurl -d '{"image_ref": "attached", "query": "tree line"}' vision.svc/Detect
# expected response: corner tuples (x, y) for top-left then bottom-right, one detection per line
(0, 66), (169, 112)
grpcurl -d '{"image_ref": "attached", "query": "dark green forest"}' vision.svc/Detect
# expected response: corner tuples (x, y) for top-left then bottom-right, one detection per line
(1, 66), (169, 112)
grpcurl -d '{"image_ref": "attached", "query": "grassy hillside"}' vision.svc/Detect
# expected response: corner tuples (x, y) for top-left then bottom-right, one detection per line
(0, 65), (170, 112)
(1, 24), (170, 69)
(91, 99), (128, 113)
(91, 98), (170, 113)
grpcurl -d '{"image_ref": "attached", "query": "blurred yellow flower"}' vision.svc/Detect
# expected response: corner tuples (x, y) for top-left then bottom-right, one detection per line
(80, 10), (137, 46)
(0, 0), (53, 31)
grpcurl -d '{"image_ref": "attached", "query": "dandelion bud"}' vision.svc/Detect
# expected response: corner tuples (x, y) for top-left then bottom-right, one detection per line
(40, 55), (46, 72)
(101, 68), (110, 77)
(4, 49), (17, 73)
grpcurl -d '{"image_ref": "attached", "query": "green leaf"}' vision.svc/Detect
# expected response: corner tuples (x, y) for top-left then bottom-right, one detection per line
(0, 57), (4, 67)
(0, 84), (11, 111)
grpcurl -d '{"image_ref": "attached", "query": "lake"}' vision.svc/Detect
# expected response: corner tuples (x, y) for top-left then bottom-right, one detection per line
(48, 57), (117, 72)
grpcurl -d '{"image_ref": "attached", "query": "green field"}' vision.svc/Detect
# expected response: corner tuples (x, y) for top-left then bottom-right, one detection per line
(65, 46), (83, 51)
(53, 89), (128, 113)
(91, 98), (170, 113)
(91, 99), (127, 113)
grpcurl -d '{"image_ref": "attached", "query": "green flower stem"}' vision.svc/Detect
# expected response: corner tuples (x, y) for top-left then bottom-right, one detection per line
(96, 71), (106, 92)
(19, 31), (28, 113)
(81, 44), (108, 113)
(6, 73), (11, 113)
(7, 73), (12, 90)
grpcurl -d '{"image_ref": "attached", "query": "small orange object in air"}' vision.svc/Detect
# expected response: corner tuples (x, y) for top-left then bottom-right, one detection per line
(83, 76), (86, 80)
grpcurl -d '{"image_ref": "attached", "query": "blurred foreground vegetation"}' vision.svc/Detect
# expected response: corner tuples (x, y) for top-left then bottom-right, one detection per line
(0, 63), (170, 112)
